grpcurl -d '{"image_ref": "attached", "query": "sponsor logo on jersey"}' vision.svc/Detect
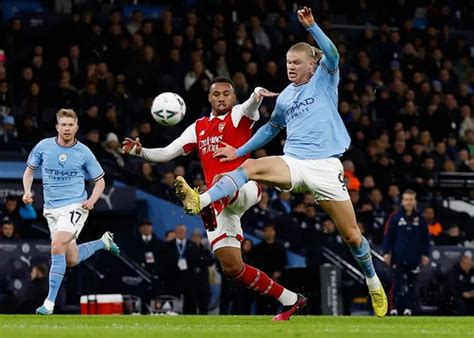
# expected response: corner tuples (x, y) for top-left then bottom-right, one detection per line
(44, 167), (79, 181)
(286, 97), (315, 122)
(199, 135), (223, 155)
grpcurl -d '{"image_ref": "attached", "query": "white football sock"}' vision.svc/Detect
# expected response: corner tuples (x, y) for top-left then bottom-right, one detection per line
(200, 192), (211, 209)
(278, 288), (298, 306)
(43, 299), (55, 311)
(366, 275), (382, 291)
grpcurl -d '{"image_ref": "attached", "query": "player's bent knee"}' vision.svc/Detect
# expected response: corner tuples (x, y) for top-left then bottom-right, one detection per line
(344, 233), (362, 247)
(66, 257), (78, 267)
(221, 263), (244, 278)
(50, 241), (66, 255)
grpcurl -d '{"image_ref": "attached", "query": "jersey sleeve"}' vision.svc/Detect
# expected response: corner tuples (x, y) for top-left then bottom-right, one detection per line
(177, 122), (197, 154)
(26, 141), (43, 169)
(269, 99), (286, 129)
(231, 87), (268, 128)
(84, 147), (105, 181)
(315, 58), (340, 88)
(140, 122), (197, 162)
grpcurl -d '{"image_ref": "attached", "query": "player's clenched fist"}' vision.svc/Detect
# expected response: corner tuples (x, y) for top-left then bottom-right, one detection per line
(22, 191), (34, 205)
(297, 6), (316, 28)
(122, 137), (142, 155)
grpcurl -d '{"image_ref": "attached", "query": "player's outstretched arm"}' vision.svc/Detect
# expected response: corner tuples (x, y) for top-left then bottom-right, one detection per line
(297, 6), (339, 71)
(22, 166), (35, 205)
(122, 123), (197, 162)
(213, 121), (281, 162)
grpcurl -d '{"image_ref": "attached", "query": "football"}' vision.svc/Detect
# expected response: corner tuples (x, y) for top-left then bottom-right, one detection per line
(151, 92), (186, 126)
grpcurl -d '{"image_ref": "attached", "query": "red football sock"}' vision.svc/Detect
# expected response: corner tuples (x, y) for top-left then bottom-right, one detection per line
(235, 264), (284, 299)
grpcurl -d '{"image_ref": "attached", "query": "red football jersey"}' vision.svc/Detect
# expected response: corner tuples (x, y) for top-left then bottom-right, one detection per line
(183, 109), (253, 186)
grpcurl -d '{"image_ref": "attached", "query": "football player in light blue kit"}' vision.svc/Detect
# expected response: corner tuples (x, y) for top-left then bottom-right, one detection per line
(176, 7), (387, 317)
(22, 108), (120, 315)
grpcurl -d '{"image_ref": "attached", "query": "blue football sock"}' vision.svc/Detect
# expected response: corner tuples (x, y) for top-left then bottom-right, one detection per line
(349, 236), (376, 278)
(207, 167), (249, 203)
(46, 254), (66, 304)
(77, 239), (106, 264)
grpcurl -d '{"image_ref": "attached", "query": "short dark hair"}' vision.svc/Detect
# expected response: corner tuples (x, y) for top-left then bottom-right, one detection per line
(5, 195), (17, 202)
(209, 76), (235, 90)
(138, 220), (152, 227)
(263, 223), (276, 231)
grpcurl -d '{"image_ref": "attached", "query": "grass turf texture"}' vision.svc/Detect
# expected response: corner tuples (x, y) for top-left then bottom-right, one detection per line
(1, 315), (473, 338)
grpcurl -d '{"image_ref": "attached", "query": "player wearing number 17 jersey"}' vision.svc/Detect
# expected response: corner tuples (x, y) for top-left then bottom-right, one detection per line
(122, 77), (306, 320)
(22, 109), (120, 315)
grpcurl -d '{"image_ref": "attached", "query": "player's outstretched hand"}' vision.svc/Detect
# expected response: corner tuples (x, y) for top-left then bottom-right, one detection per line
(297, 6), (315, 28)
(256, 88), (279, 100)
(122, 137), (142, 155)
(22, 192), (33, 205)
(213, 142), (238, 162)
(82, 199), (95, 210)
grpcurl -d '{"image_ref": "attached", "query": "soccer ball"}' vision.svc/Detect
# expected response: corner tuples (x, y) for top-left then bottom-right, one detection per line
(151, 92), (186, 126)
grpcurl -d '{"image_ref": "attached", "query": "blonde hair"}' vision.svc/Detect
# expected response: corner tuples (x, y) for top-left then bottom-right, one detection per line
(56, 108), (78, 123)
(288, 42), (323, 62)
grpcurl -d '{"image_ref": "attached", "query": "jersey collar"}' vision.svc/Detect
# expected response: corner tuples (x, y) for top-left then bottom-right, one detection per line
(209, 110), (230, 121)
(55, 137), (78, 148)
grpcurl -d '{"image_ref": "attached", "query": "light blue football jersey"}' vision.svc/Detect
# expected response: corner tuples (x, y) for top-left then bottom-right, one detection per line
(270, 60), (351, 160)
(27, 137), (104, 209)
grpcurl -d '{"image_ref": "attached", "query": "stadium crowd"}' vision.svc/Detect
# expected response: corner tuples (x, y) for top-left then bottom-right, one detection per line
(1, 0), (474, 315)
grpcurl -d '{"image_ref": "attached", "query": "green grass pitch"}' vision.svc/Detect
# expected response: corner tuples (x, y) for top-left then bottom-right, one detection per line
(1, 315), (473, 338)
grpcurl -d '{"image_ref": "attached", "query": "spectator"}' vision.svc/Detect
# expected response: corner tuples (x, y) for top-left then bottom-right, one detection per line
(0, 195), (37, 235)
(0, 264), (48, 314)
(161, 224), (199, 314)
(423, 207), (443, 238)
(164, 230), (176, 242)
(271, 191), (292, 215)
(129, 220), (163, 276)
(190, 230), (213, 314)
(16, 115), (42, 144)
(445, 254), (474, 315)
(134, 162), (160, 196)
(251, 223), (288, 315)
(184, 60), (213, 91)
(383, 189), (431, 316)
(436, 224), (466, 246)
(0, 219), (20, 240)
(102, 132), (125, 169)
(0, 115), (17, 145)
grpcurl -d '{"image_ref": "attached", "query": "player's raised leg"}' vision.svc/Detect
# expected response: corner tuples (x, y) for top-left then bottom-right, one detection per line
(175, 156), (291, 214)
(319, 199), (388, 317)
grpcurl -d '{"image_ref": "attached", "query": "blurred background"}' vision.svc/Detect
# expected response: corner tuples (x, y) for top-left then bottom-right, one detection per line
(0, 0), (473, 316)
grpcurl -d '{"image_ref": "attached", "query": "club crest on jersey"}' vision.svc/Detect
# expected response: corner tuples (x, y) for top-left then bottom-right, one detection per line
(218, 122), (226, 132)
(58, 154), (67, 167)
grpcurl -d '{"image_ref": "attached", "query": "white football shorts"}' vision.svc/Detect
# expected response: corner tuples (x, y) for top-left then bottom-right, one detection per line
(207, 180), (261, 251)
(279, 155), (350, 201)
(43, 203), (89, 240)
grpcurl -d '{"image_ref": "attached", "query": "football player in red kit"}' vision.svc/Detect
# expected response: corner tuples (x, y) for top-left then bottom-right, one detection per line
(122, 77), (306, 320)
